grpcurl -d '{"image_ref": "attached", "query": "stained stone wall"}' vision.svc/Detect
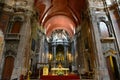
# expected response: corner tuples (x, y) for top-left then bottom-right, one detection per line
(0, 0), (34, 79)
(87, 0), (120, 80)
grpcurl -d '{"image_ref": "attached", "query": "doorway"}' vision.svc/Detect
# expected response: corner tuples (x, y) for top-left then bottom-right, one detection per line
(106, 56), (119, 80)
(2, 56), (15, 80)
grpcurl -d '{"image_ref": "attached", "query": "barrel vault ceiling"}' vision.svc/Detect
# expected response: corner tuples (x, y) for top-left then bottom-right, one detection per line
(34, 0), (87, 37)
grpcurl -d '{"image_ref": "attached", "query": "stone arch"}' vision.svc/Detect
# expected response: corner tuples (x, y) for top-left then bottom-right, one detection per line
(5, 50), (17, 58)
(12, 15), (25, 22)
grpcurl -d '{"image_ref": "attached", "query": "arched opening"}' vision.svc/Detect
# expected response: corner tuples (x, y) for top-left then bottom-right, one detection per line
(2, 56), (15, 80)
(106, 56), (119, 80)
(99, 21), (109, 38)
(7, 17), (23, 33)
(56, 45), (64, 64)
(48, 29), (71, 68)
(112, 57), (120, 80)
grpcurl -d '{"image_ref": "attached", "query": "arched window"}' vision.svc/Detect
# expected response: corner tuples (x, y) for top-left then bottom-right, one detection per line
(7, 17), (23, 33)
(11, 21), (22, 33)
(99, 21), (109, 38)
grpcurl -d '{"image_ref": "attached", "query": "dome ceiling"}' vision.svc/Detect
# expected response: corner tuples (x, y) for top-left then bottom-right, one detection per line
(34, 0), (86, 37)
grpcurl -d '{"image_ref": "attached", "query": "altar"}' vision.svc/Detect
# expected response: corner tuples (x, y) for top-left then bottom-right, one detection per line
(51, 67), (69, 75)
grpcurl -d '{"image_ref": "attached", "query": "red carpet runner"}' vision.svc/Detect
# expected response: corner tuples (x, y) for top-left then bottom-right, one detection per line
(40, 74), (80, 80)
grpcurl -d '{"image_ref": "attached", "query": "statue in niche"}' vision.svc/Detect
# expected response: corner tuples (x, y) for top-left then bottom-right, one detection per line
(56, 52), (64, 61)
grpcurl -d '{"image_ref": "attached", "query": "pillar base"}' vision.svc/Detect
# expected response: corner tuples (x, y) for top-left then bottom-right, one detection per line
(95, 68), (110, 80)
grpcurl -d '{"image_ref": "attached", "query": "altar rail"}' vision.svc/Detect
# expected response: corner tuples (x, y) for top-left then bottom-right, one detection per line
(40, 74), (80, 80)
